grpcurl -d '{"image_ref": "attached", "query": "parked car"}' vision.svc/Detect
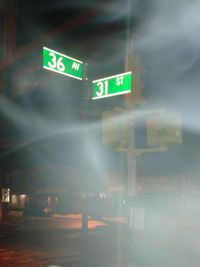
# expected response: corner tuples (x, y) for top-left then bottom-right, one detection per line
(23, 204), (54, 217)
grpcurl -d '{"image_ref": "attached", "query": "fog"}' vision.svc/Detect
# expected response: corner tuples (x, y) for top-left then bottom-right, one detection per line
(3, 0), (200, 168)
(0, 0), (199, 178)
(1, 1), (200, 267)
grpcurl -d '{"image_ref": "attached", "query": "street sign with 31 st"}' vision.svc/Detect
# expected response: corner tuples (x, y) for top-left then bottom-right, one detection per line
(92, 71), (132, 100)
(43, 47), (83, 80)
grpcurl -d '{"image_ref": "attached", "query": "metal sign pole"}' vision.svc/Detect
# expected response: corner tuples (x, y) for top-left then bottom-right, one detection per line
(80, 194), (89, 267)
(80, 63), (89, 267)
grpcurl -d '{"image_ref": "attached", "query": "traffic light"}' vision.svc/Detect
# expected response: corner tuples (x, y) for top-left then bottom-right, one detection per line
(102, 110), (118, 145)
(102, 107), (130, 148)
(124, 52), (145, 109)
(146, 112), (182, 146)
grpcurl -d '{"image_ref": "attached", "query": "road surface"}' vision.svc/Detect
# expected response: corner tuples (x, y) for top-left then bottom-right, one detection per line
(1, 213), (200, 267)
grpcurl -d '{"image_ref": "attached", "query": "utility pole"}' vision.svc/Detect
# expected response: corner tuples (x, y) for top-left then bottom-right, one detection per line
(124, 3), (145, 264)
(124, 40), (144, 197)
(126, 126), (137, 197)
(124, 0), (143, 197)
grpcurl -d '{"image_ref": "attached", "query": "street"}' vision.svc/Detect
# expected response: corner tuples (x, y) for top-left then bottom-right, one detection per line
(0, 213), (128, 267)
(1, 213), (200, 267)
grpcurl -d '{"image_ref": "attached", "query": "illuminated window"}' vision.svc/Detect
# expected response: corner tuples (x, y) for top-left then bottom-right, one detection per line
(12, 195), (17, 205)
(2, 188), (10, 203)
(20, 194), (27, 207)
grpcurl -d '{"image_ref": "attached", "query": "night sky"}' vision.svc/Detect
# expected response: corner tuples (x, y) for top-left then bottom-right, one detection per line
(1, 0), (200, 188)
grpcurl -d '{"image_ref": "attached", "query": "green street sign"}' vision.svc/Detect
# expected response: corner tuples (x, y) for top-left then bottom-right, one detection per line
(43, 47), (83, 80)
(92, 71), (132, 100)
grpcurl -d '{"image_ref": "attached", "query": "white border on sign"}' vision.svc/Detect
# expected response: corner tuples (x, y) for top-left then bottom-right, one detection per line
(43, 47), (83, 64)
(92, 89), (131, 100)
(92, 71), (132, 83)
